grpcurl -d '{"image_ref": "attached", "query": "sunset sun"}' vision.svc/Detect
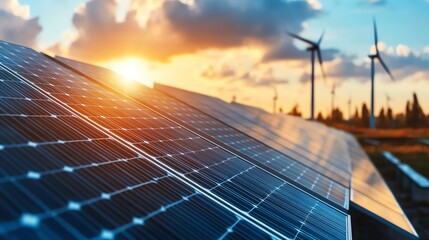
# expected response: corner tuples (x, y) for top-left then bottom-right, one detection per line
(104, 57), (152, 87)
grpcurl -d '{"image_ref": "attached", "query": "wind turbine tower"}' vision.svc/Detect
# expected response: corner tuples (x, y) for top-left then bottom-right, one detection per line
(386, 94), (391, 110)
(288, 31), (326, 120)
(273, 87), (278, 114)
(348, 97), (352, 121)
(368, 19), (395, 128)
(331, 83), (336, 117)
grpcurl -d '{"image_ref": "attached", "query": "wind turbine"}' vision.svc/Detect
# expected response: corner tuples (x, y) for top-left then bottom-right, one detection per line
(348, 97), (352, 126)
(273, 87), (278, 114)
(331, 82), (336, 117)
(288, 31), (326, 120)
(386, 93), (391, 110)
(368, 19), (395, 128)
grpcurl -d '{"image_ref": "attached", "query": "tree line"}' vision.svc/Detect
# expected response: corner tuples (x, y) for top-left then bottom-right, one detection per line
(286, 92), (428, 128)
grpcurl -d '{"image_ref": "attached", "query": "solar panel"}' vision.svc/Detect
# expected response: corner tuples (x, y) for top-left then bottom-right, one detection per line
(154, 83), (351, 187)
(54, 56), (349, 210)
(152, 84), (417, 238)
(0, 64), (276, 239)
(0, 41), (350, 239)
(344, 135), (417, 237)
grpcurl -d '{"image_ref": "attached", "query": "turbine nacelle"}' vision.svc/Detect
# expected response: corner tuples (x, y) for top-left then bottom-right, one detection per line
(306, 46), (318, 51)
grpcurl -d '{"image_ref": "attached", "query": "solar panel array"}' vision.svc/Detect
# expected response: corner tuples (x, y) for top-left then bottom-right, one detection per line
(0, 43), (276, 239)
(0, 41), (350, 239)
(55, 54), (420, 239)
(53, 54), (417, 240)
(155, 84), (351, 187)
(226, 102), (416, 235)
(55, 56), (349, 210)
(152, 84), (418, 238)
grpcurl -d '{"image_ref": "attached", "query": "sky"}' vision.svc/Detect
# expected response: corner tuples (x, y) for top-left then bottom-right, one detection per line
(1, 0), (429, 118)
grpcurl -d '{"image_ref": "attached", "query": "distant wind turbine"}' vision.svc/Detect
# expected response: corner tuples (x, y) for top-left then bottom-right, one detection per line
(386, 93), (391, 110)
(273, 87), (278, 114)
(368, 19), (395, 128)
(331, 82), (336, 117)
(348, 97), (352, 121)
(288, 31), (326, 120)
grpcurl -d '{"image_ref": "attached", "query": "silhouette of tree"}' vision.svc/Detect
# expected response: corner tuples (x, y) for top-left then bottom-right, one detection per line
(316, 112), (324, 122)
(377, 108), (387, 128)
(387, 107), (394, 128)
(288, 104), (302, 117)
(361, 103), (369, 127)
(352, 107), (360, 126)
(410, 93), (426, 128)
(405, 100), (411, 127)
(331, 108), (344, 123)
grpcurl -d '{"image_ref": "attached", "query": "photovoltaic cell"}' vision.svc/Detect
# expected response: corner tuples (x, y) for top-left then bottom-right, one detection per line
(0, 63), (273, 239)
(0, 41), (350, 239)
(54, 56), (349, 209)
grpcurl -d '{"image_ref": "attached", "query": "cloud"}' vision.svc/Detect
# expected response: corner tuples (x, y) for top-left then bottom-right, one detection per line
(201, 63), (288, 87)
(300, 44), (429, 84)
(368, 0), (387, 5)
(0, 0), (29, 19)
(201, 64), (235, 79)
(381, 48), (429, 80)
(264, 41), (339, 62)
(163, 0), (318, 48)
(65, 0), (322, 62)
(324, 56), (368, 81)
(359, 0), (387, 6)
(0, 0), (41, 48)
(242, 69), (289, 87)
(396, 44), (410, 57)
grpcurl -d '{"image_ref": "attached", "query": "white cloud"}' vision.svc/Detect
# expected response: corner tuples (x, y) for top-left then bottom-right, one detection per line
(307, 0), (323, 10)
(0, 0), (41, 48)
(65, 0), (321, 62)
(0, 0), (30, 19)
(396, 44), (410, 57)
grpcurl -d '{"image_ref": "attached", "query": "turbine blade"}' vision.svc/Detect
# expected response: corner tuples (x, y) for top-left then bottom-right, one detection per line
(287, 32), (316, 45)
(316, 48), (326, 80)
(317, 31), (325, 45)
(373, 18), (379, 53)
(377, 56), (395, 80)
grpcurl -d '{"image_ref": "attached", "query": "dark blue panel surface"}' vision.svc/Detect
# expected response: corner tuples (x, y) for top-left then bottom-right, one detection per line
(0, 45), (274, 239)
(0, 40), (349, 240)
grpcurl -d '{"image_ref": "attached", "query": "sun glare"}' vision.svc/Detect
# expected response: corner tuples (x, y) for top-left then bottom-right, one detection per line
(104, 58), (152, 87)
